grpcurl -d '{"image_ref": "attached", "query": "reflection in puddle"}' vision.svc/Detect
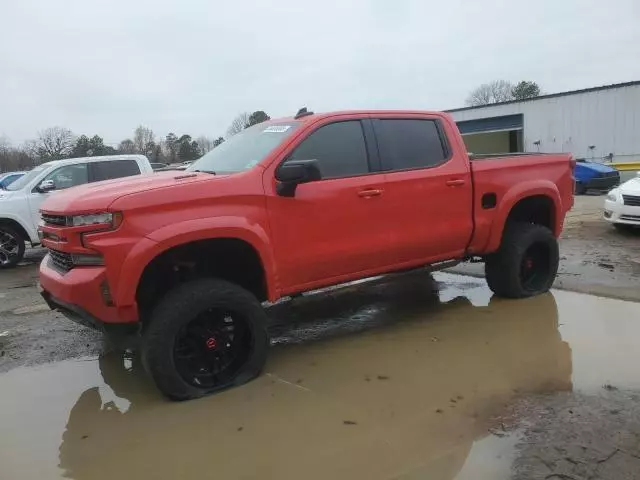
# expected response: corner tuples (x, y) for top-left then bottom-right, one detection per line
(0, 272), (639, 479)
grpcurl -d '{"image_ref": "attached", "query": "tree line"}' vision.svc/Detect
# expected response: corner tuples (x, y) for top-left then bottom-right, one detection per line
(466, 80), (541, 106)
(0, 110), (270, 173)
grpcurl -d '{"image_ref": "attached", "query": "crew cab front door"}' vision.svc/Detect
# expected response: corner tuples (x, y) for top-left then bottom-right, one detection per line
(28, 163), (89, 230)
(265, 119), (391, 294)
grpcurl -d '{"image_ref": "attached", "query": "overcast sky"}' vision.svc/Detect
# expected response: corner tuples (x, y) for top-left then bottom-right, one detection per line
(2, 0), (639, 146)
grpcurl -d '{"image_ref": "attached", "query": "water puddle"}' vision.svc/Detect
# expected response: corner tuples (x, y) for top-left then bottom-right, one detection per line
(1, 272), (639, 479)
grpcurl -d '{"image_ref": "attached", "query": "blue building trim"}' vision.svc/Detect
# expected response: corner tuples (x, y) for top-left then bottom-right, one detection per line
(456, 114), (524, 135)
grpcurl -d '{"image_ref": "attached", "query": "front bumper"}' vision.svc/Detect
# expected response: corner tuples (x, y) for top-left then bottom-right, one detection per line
(40, 288), (105, 331)
(603, 199), (640, 225)
(585, 174), (620, 191)
(39, 254), (139, 325)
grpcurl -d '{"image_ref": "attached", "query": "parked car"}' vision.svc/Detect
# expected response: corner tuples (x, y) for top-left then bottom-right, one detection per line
(38, 109), (574, 400)
(0, 155), (152, 268)
(574, 159), (620, 194)
(0, 171), (26, 189)
(150, 162), (169, 171)
(604, 172), (640, 229)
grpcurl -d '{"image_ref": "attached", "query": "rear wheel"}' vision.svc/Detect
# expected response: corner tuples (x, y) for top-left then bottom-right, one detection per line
(142, 278), (269, 401)
(485, 223), (559, 298)
(574, 183), (587, 195)
(0, 226), (25, 269)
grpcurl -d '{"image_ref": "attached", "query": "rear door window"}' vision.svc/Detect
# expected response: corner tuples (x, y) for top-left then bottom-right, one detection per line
(90, 160), (141, 182)
(287, 121), (369, 179)
(374, 119), (448, 171)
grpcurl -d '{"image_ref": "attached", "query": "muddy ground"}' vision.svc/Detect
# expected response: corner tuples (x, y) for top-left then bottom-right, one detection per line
(0, 194), (639, 479)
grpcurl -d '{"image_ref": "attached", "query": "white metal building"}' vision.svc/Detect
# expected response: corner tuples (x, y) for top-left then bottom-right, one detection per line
(447, 81), (640, 163)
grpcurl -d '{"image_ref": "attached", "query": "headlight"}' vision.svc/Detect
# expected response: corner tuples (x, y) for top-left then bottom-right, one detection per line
(606, 190), (619, 203)
(71, 212), (122, 228)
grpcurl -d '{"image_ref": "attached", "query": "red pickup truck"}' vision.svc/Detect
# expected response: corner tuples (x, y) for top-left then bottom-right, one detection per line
(39, 110), (574, 400)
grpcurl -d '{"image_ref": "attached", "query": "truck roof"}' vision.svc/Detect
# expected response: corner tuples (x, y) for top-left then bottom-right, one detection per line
(273, 110), (447, 124)
(37, 154), (149, 169)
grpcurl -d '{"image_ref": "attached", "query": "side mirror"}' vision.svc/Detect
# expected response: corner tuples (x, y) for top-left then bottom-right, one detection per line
(275, 159), (321, 197)
(37, 179), (56, 193)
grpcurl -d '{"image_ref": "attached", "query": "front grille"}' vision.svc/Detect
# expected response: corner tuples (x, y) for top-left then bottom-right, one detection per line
(603, 171), (620, 178)
(620, 214), (640, 222)
(42, 214), (69, 227)
(622, 195), (640, 207)
(48, 249), (73, 273)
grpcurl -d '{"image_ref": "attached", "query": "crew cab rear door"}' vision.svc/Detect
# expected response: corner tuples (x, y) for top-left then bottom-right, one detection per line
(372, 115), (473, 265)
(265, 117), (391, 293)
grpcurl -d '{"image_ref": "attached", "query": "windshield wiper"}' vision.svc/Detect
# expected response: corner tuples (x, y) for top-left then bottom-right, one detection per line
(193, 169), (216, 175)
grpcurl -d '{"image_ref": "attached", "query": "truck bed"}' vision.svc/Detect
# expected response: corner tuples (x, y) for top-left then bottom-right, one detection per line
(466, 152), (575, 255)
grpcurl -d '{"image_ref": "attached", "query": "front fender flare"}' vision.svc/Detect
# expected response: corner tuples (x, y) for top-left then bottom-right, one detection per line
(114, 216), (278, 306)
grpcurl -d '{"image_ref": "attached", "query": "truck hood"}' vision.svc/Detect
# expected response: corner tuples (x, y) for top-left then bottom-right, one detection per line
(41, 171), (214, 213)
(575, 162), (616, 174)
(619, 176), (640, 195)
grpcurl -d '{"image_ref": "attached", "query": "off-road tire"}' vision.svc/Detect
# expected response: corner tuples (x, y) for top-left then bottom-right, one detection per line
(0, 225), (26, 269)
(142, 278), (269, 401)
(485, 222), (559, 298)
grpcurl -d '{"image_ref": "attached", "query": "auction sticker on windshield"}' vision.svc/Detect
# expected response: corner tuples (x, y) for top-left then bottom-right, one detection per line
(263, 125), (291, 133)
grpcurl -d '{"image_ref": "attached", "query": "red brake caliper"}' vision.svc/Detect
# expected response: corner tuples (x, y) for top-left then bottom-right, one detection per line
(206, 337), (217, 350)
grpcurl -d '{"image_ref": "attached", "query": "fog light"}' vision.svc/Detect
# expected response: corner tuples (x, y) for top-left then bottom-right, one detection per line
(604, 210), (612, 219)
(99, 280), (114, 306)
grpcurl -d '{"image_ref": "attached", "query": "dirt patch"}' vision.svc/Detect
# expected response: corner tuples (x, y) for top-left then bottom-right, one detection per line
(0, 249), (103, 373)
(495, 390), (640, 480)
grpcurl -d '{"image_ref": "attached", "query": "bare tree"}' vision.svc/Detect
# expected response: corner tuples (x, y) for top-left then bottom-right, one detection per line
(118, 139), (136, 154)
(31, 126), (74, 160)
(133, 126), (155, 155)
(0, 137), (37, 172)
(196, 136), (215, 154)
(226, 112), (251, 137)
(466, 80), (515, 106)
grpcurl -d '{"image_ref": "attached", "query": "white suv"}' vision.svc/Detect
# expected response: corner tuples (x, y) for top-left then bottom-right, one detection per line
(0, 155), (152, 268)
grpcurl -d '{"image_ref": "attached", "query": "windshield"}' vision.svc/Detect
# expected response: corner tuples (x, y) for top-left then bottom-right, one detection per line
(5, 165), (48, 191)
(186, 122), (299, 174)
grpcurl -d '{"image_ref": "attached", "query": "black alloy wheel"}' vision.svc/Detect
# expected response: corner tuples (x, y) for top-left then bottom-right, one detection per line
(0, 227), (25, 269)
(173, 308), (252, 389)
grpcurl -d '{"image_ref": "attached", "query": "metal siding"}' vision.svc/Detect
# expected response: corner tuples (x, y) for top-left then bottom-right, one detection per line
(449, 84), (640, 162)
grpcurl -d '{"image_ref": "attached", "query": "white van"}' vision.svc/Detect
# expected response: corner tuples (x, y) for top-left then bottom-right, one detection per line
(0, 154), (152, 268)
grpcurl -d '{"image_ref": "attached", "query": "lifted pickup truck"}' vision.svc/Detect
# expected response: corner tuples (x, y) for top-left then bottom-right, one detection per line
(39, 110), (574, 400)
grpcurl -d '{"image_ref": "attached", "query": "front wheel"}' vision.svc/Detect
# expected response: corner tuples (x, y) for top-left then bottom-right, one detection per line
(485, 223), (559, 298)
(0, 226), (26, 269)
(142, 278), (269, 401)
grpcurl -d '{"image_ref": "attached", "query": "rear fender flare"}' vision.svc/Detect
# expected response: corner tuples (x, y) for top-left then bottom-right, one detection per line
(486, 181), (562, 253)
